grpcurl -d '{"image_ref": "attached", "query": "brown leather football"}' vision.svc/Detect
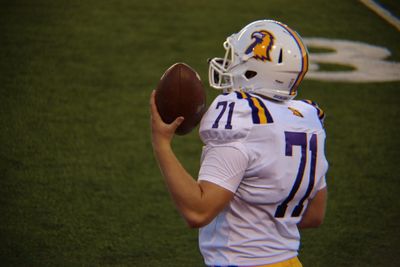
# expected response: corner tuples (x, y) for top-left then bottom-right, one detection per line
(155, 63), (207, 135)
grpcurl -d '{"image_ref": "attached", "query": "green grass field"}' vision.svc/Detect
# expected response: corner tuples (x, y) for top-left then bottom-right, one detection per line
(1, 0), (399, 266)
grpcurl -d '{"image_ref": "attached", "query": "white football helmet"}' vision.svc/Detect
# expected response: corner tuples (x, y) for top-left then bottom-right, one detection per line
(209, 20), (309, 101)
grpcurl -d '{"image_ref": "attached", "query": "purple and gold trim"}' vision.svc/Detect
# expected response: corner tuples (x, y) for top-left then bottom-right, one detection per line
(235, 91), (274, 124)
(302, 99), (325, 121)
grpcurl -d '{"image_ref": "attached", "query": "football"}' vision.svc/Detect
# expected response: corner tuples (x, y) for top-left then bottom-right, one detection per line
(155, 62), (207, 135)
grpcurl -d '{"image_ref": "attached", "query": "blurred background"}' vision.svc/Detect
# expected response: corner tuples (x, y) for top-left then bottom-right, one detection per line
(1, 0), (399, 266)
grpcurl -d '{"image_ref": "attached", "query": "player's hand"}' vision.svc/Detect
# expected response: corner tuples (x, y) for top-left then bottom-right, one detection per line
(150, 90), (184, 147)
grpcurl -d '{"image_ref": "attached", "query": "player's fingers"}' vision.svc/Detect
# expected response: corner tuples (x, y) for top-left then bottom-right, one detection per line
(171, 116), (185, 131)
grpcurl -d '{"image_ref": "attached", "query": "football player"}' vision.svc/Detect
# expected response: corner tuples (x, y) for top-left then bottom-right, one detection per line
(150, 19), (328, 267)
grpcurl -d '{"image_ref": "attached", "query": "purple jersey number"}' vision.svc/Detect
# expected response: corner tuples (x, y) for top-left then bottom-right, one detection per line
(212, 101), (235, 129)
(275, 131), (317, 218)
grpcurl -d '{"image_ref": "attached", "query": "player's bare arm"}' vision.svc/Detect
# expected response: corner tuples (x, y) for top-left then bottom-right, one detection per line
(150, 91), (234, 228)
(298, 187), (328, 229)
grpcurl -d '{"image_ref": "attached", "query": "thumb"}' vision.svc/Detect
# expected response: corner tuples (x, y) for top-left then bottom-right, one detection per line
(171, 116), (185, 130)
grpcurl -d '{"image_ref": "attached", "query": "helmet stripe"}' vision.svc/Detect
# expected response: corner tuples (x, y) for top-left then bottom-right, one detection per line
(273, 21), (309, 96)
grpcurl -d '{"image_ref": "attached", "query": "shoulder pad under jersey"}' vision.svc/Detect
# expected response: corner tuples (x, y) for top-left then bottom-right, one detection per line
(199, 92), (274, 144)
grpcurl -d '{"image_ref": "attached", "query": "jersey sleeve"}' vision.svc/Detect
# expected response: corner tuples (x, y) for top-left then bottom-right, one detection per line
(310, 175), (327, 199)
(198, 142), (249, 193)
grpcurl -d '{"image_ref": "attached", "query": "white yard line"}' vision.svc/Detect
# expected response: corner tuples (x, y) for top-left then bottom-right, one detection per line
(360, 0), (400, 31)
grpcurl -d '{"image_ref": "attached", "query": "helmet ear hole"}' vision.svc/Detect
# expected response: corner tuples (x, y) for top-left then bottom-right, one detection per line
(244, 70), (257, 79)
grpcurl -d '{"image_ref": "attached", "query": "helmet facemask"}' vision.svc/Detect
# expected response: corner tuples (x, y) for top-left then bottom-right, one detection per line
(209, 38), (237, 91)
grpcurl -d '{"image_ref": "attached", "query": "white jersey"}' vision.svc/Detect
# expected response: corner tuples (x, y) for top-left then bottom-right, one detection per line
(198, 91), (328, 266)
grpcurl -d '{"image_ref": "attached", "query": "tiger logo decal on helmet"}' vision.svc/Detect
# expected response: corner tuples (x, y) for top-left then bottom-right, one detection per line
(245, 30), (275, 62)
